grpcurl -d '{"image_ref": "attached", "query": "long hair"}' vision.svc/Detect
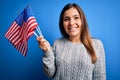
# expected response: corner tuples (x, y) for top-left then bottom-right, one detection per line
(59, 3), (97, 63)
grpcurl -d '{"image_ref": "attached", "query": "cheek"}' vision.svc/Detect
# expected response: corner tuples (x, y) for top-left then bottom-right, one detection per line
(63, 22), (68, 29)
(78, 20), (82, 26)
(77, 21), (82, 29)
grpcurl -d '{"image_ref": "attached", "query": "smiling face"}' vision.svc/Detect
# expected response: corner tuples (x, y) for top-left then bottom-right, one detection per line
(63, 7), (82, 39)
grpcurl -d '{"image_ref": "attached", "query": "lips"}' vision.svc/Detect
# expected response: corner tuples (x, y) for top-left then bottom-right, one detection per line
(68, 26), (78, 32)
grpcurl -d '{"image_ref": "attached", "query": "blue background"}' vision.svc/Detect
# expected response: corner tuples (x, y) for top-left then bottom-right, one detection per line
(0, 0), (120, 80)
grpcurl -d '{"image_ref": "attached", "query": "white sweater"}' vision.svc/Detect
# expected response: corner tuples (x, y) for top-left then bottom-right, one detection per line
(42, 38), (106, 80)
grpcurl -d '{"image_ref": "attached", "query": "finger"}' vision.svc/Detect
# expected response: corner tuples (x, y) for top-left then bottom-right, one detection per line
(39, 38), (47, 44)
(36, 36), (44, 41)
(39, 41), (46, 46)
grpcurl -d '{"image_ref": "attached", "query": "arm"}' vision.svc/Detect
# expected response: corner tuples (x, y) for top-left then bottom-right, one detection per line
(42, 49), (56, 78)
(37, 36), (56, 78)
(92, 40), (106, 80)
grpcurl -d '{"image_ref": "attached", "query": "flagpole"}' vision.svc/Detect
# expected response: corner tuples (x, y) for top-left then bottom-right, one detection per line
(37, 26), (43, 36)
(36, 26), (43, 37)
(33, 31), (38, 37)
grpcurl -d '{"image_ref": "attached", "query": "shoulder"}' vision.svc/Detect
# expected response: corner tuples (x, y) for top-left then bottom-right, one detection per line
(53, 37), (66, 46)
(92, 38), (105, 57)
(92, 38), (104, 49)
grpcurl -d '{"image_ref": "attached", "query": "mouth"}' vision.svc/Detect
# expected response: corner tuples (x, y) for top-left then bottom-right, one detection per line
(68, 26), (78, 31)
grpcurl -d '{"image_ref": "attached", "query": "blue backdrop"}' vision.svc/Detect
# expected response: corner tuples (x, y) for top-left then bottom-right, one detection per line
(0, 0), (120, 80)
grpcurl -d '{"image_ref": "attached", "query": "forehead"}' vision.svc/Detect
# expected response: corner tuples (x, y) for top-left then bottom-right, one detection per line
(63, 7), (80, 16)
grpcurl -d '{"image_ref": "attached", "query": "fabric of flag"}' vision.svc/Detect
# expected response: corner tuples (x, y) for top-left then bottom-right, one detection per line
(5, 5), (38, 56)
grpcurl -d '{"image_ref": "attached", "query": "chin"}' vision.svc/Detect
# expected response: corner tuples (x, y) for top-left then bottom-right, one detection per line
(69, 34), (79, 37)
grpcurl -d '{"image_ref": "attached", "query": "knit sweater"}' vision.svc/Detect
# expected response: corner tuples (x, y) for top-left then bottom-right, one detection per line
(42, 38), (106, 80)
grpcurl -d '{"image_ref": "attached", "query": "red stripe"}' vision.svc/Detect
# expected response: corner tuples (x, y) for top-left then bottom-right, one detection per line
(5, 23), (18, 38)
(6, 24), (20, 39)
(26, 19), (38, 35)
(9, 28), (21, 41)
(27, 25), (38, 40)
(27, 22), (38, 31)
(26, 17), (38, 40)
(26, 17), (37, 28)
(21, 17), (38, 41)
(13, 22), (26, 46)
(27, 17), (37, 23)
(5, 22), (16, 37)
(15, 41), (27, 56)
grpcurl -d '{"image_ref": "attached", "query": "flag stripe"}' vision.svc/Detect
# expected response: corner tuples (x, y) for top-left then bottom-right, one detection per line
(11, 30), (22, 45)
(5, 22), (16, 37)
(9, 27), (21, 42)
(26, 18), (38, 32)
(27, 25), (38, 39)
(7, 24), (19, 38)
(6, 24), (20, 39)
(15, 41), (27, 56)
(6, 23), (18, 38)
(13, 22), (26, 45)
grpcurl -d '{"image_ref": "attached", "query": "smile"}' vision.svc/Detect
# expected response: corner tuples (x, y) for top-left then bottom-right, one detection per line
(68, 26), (78, 31)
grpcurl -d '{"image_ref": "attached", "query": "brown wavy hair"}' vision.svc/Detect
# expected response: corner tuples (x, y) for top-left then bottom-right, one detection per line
(59, 3), (97, 63)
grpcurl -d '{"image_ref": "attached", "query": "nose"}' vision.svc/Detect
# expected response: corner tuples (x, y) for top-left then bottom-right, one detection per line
(69, 18), (75, 25)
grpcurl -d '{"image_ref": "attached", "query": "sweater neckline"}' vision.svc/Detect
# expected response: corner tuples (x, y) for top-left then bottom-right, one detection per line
(64, 38), (83, 47)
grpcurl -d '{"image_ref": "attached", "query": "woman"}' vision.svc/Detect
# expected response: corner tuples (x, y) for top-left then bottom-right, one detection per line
(37, 3), (106, 80)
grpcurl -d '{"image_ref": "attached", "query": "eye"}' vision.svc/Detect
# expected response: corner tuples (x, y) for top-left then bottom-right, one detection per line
(63, 18), (69, 21)
(74, 16), (80, 20)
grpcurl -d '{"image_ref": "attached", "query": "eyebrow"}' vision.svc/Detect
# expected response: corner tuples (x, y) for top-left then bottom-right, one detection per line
(73, 14), (80, 17)
(63, 15), (80, 19)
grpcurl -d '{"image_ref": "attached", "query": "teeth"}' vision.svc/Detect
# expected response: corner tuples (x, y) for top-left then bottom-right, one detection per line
(68, 27), (76, 30)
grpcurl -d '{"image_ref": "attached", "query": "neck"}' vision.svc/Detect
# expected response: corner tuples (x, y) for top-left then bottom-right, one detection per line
(69, 36), (81, 43)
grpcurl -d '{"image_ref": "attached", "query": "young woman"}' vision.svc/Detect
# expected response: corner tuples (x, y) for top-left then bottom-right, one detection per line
(37, 3), (106, 80)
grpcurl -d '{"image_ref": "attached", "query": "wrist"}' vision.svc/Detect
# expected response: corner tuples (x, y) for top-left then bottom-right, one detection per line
(44, 46), (52, 53)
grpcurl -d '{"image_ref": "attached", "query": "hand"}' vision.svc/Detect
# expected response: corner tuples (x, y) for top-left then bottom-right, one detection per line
(36, 36), (51, 52)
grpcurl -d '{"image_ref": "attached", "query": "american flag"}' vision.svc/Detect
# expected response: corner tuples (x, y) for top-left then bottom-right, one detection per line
(5, 5), (38, 56)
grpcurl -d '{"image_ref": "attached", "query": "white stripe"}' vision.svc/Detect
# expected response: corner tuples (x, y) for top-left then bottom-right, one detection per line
(22, 42), (27, 56)
(11, 34), (22, 45)
(19, 42), (27, 56)
(5, 22), (16, 37)
(27, 31), (34, 38)
(27, 23), (37, 33)
(7, 24), (20, 39)
(26, 24), (37, 36)
(6, 23), (18, 37)
(9, 29), (20, 41)
(13, 26), (25, 45)
(27, 19), (36, 27)
(27, 17), (36, 23)
(27, 22), (37, 31)
(18, 42), (24, 54)
(14, 37), (22, 45)
(26, 17), (37, 29)
(14, 22), (27, 45)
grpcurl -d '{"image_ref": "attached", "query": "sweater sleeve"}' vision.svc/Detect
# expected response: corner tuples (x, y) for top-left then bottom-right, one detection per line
(42, 41), (57, 78)
(92, 39), (106, 80)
